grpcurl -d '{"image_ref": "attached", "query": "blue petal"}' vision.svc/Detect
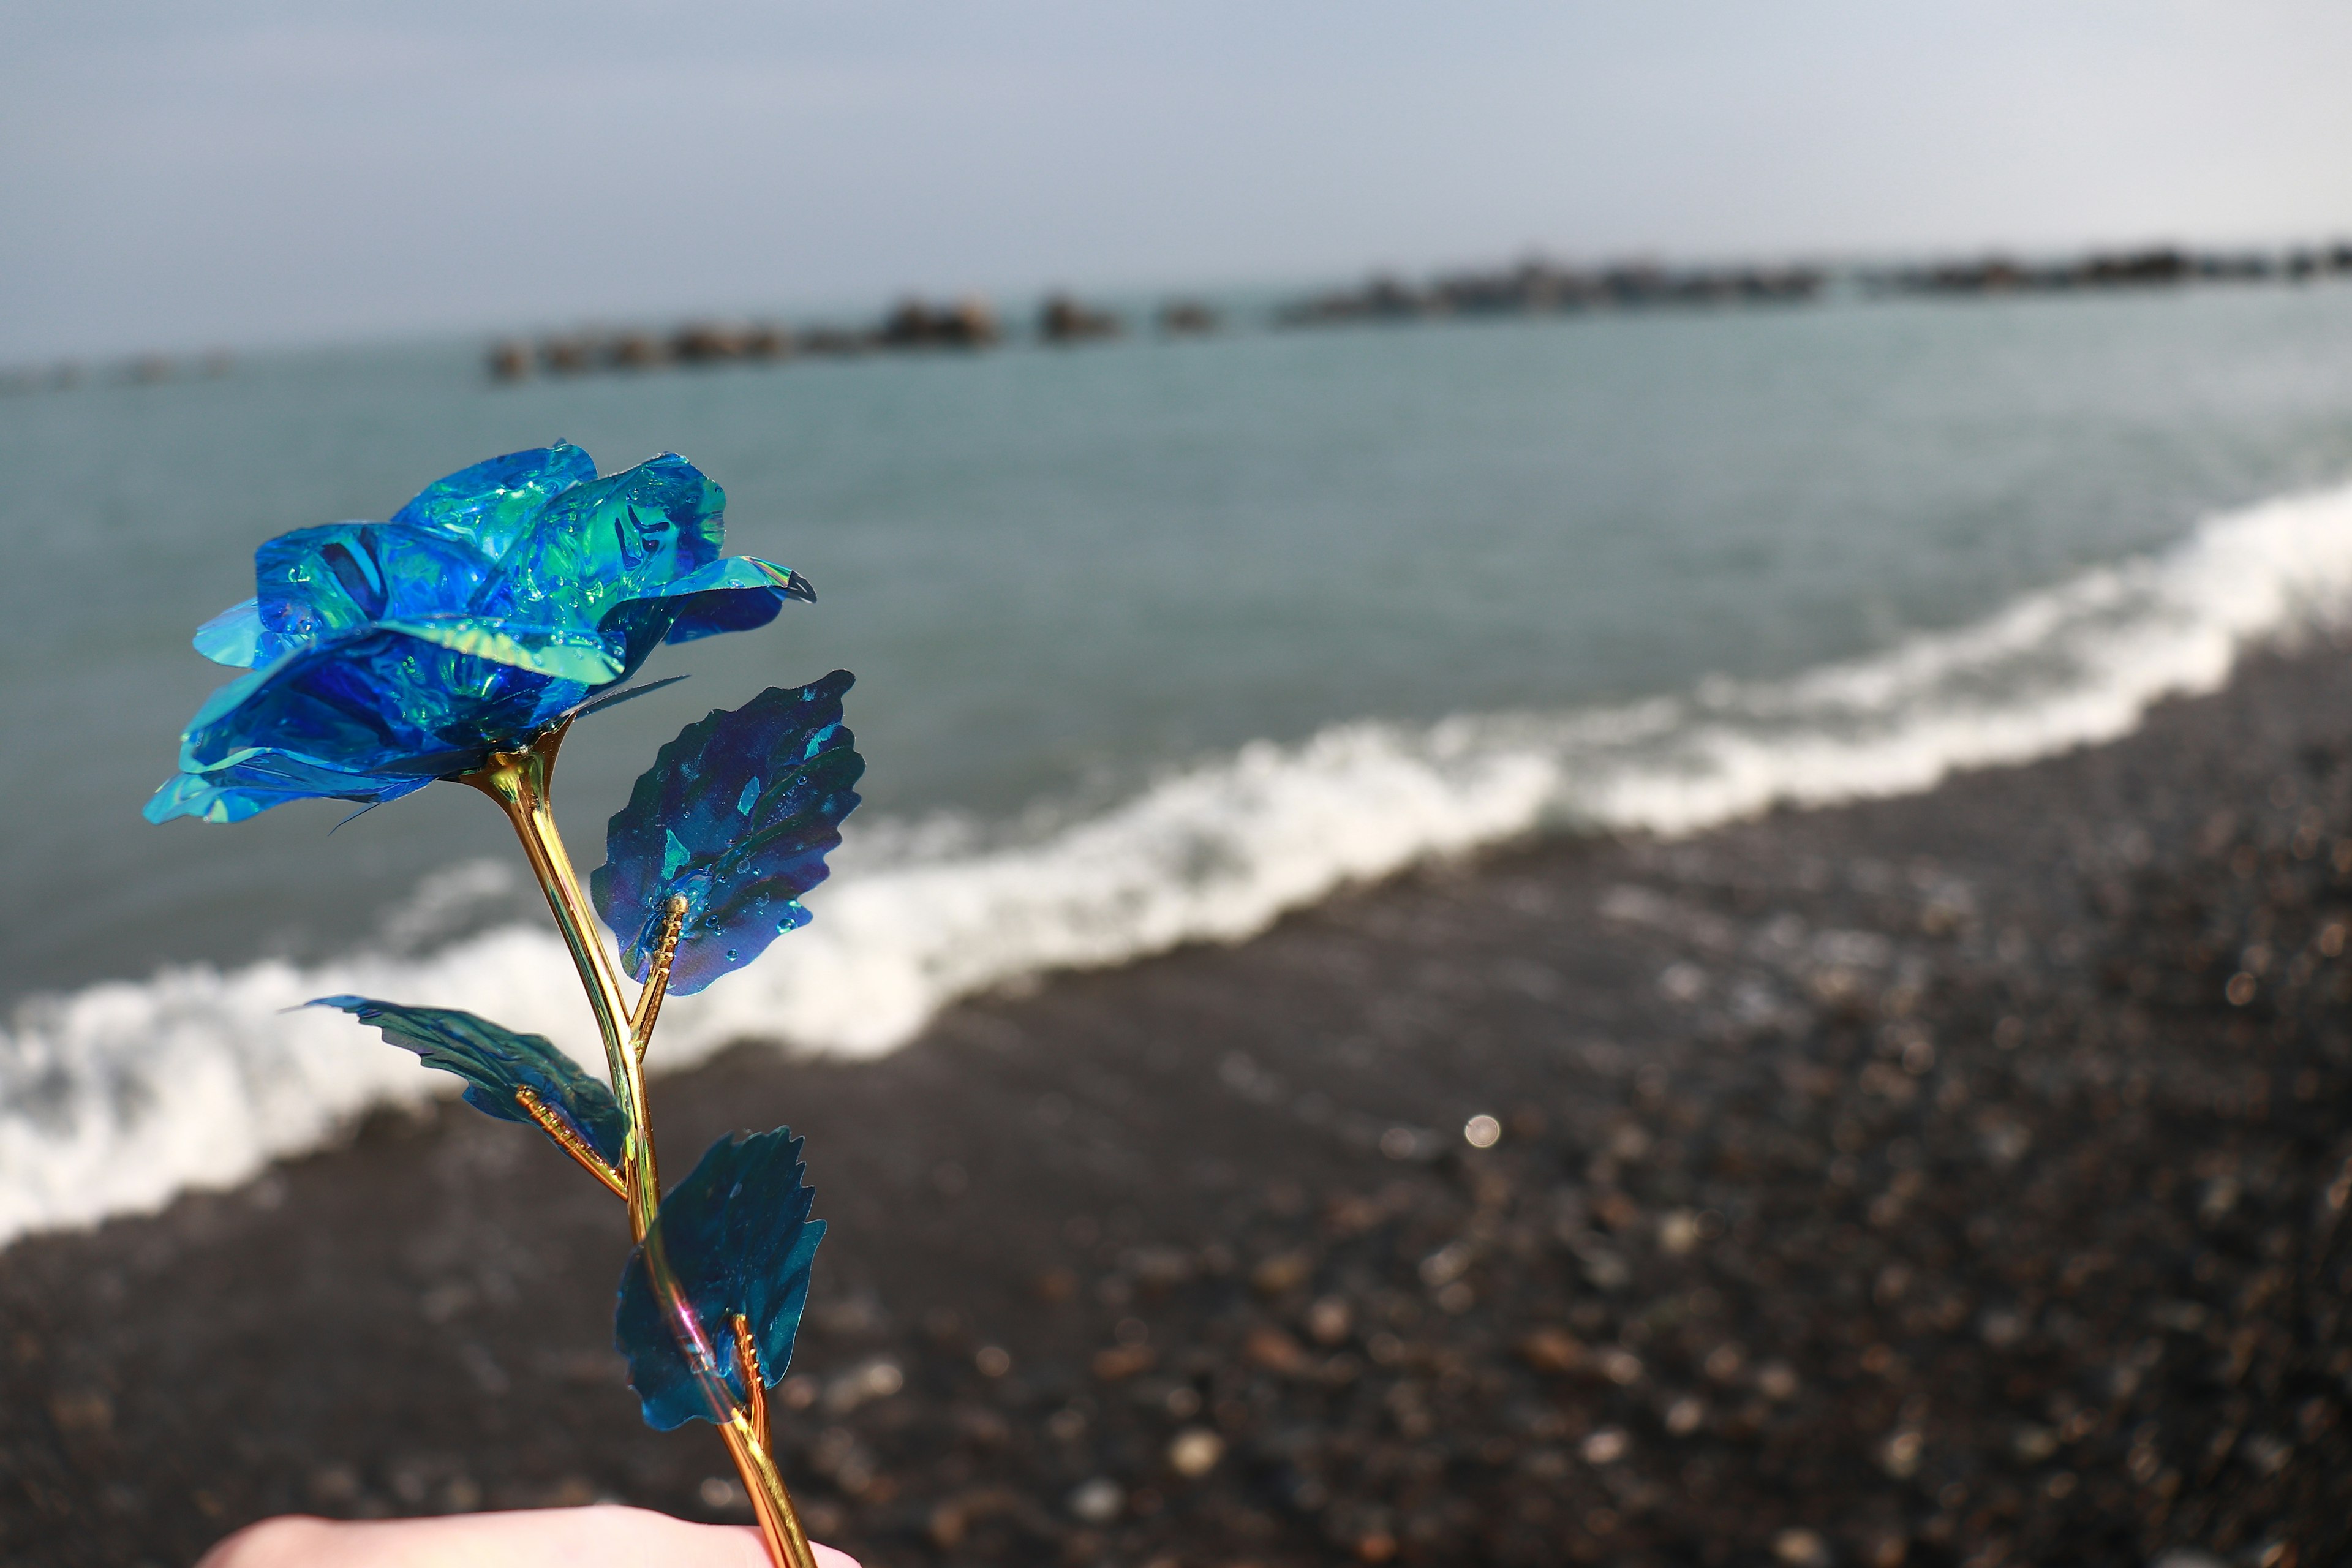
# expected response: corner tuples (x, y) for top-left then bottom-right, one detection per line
(590, 672), (863, 996)
(614, 1129), (824, 1431)
(562, 674), (692, 723)
(309, 996), (628, 1166)
(153, 445), (810, 828)
(374, 615), (629, 685)
(193, 599), (263, 666)
(148, 628), (588, 822)
(144, 758), (434, 824)
(388, 442), (598, 559)
(659, 557), (816, 646)
(246, 444), (595, 666)
(253, 522), (491, 661)
(467, 454), (725, 665)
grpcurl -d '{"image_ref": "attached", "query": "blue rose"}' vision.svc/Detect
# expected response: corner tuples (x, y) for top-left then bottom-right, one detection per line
(145, 442), (812, 824)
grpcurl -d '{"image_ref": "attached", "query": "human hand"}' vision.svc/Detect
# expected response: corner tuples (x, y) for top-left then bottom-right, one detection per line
(195, 1504), (861, 1568)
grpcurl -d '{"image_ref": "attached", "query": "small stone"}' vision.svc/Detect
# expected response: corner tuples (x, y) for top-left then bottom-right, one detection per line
(306, 1464), (360, 1507)
(1518, 1327), (1584, 1373)
(1774, 1528), (1831, 1567)
(1252, 1252), (1313, 1295)
(1126, 1245), (1194, 1289)
(389, 1463), (430, 1507)
(1978, 1308), (2027, 1348)
(542, 1476), (597, 1508)
(2242, 1433), (2293, 1474)
(1167, 1427), (1224, 1477)
(1245, 1325), (1310, 1373)
(1307, 1296), (1354, 1344)
(1580, 1427), (1629, 1464)
(824, 1358), (903, 1414)
(1419, 1243), (1472, 1287)
(1066, 1477), (1124, 1524)
(1092, 1344), (1153, 1381)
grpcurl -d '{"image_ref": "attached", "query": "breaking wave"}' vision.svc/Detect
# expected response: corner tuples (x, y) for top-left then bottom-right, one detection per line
(7, 481), (2352, 1244)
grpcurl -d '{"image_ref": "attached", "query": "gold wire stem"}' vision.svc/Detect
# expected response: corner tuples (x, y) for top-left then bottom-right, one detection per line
(464, 727), (816, 1568)
(634, 1234), (818, 1568)
(733, 1314), (769, 1439)
(726, 1313), (816, 1568)
(513, 1087), (628, 1200)
(462, 726), (661, 1238)
(629, 894), (690, 1065)
(722, 1420), (818, 1568)
(461, 726), (630, 1027)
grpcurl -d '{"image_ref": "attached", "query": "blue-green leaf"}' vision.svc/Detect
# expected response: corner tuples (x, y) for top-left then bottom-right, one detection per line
(614, 1128), (826, 1431)
(590, 672), (863, 996)
(311, 996), (626, 1167)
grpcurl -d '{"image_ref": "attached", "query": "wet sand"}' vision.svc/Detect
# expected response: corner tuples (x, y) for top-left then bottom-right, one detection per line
(7, 644), (2352, 1567)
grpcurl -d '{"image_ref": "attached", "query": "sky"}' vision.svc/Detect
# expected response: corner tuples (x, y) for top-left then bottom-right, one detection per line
(2, 0), (2350, 361)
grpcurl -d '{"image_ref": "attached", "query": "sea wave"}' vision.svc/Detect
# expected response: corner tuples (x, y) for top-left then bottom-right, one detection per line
(6, 480), (2352, 1245)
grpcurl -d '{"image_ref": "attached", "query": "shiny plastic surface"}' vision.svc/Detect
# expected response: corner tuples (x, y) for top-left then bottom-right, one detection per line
(148, 443), (812, 823)
(311, 995), (629, 1169)
(592, 673), (862, 996)
(614, 1128), (825, 1431)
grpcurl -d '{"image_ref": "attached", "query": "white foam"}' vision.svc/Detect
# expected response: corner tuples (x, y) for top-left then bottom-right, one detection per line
(7, 481), (2352, 1245)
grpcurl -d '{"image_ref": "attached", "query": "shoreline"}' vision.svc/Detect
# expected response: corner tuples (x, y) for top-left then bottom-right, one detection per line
(21, 467), (2352, 1250)
(8, 640), (2352, 1565)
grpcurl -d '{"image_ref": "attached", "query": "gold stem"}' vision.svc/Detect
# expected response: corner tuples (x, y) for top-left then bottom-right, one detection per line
(462, 729), (816, 1568)
(513, 1087), (628, 1200)
(462, 727), (659, 1238)
(630, 894), (690, 1065)
(728, 1314), (817, 1568)
(733, 1314), (769, 1440)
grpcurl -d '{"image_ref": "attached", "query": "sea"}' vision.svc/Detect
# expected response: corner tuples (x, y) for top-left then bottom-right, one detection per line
(5, 281), (2352, 1245)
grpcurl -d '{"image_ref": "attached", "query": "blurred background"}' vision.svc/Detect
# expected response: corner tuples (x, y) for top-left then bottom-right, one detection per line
(6, 4), (2352, 1566)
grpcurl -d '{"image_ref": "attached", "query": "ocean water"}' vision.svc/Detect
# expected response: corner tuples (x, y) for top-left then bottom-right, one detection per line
(5, 284), (2352, 1243)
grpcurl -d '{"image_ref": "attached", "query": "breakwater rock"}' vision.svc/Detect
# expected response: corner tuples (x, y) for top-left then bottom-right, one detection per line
(1278, 259), (1826, 327)
(487, 295), (1004, 382)
(1874, 243), (2352, 296)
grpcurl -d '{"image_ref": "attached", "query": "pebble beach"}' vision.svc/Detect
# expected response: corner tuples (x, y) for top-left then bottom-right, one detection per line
(7, 636), (2352, 1567)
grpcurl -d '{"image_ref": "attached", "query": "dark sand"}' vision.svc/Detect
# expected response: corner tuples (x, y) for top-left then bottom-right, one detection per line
(8, 646), (2352, 1568)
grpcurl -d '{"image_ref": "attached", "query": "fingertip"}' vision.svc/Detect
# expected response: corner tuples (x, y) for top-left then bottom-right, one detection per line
(194, 1516), (337, 1568)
